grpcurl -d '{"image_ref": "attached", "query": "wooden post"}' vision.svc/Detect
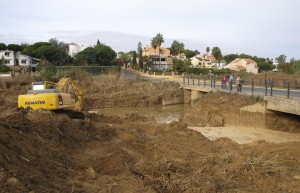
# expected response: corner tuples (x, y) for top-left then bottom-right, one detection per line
(287, 82), (290, 98)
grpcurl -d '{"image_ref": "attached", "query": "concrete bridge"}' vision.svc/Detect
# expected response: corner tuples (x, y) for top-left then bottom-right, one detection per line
(126, 69), (300, 116)
(183, 85), (300, 116)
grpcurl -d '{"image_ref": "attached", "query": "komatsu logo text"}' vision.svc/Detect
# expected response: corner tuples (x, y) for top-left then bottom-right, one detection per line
(25, 101), (46, 105)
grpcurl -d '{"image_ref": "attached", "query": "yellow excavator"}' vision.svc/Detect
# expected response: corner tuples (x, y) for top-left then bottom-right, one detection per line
(18, 78), (85, 119)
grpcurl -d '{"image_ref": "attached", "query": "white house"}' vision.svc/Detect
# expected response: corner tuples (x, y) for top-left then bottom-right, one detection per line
(224, 58), (259, 74)
(191, 54), (213, 68)
(190, 54), (227, 68)
(142, 46), (173, 70)
(272, 62), (279, 71)
(68, 43), (89, 58)
(173, 53), (187, 61)
(0, 50), (40, 70)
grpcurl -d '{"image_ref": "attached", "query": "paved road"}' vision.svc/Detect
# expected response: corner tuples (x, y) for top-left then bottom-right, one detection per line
(122, 69), (170, 81)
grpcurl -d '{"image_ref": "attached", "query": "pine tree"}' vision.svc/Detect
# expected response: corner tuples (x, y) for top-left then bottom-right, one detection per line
(132, 51), (137, 65)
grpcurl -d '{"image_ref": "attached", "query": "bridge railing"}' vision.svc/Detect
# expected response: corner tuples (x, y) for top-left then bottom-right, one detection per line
(242, 78), (300, 89)
(183, 74), (300, 99)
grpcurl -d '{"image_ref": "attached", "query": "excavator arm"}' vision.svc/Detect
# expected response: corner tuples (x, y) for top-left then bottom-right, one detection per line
(55, 78), (84, 110)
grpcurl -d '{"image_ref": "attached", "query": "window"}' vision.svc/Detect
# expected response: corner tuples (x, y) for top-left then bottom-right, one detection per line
(21, 59), (27, 64)
(5, 52), (10, 56)
(4, 60), (10, 64)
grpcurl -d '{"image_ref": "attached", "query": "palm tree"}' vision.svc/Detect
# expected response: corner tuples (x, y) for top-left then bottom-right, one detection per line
(152, 33), (164, 66)
(151, 37), (158, 68)
(171, 40), (185, 59)
(211, 47), (222, 68)
(206, 47), (210, 54)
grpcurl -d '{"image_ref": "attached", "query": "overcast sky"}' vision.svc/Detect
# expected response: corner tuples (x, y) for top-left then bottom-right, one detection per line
(1, 0), (300, 59)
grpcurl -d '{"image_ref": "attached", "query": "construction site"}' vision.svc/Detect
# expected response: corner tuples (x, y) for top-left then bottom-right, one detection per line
(0, 71), (300, 193)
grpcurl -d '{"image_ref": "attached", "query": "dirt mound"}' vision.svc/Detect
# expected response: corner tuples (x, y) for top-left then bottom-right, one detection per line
(84, 76), (183, 108)
(0, 109), (101, 192)
(0, 84), (31, 111)
(182, 92), (261, 127)
(69, 119), (300, 193)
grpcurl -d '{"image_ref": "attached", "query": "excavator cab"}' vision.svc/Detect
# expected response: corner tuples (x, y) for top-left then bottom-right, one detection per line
(32, 81), (56, 90)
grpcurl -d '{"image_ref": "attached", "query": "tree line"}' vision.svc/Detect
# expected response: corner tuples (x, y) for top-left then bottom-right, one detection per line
(1, 35), (299, 75)
(0, 38), (117, 66)
(120, 33), (299, 75)
(120, 34), (273, 73)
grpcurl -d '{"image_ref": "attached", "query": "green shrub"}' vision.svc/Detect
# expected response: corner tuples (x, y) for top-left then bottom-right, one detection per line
(0, 65), (11, 73)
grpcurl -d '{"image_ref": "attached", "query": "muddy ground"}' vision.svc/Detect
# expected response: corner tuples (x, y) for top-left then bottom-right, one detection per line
(0, 74), (300, 193)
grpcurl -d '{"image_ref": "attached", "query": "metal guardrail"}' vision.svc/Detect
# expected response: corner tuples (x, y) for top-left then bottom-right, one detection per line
(183, 75), (300, 98)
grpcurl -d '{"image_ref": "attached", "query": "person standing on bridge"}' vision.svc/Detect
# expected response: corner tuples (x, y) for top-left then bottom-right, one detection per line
(236, 75), (244, 92)
(229, 75), (234, 91)
(221, 74), (227, 89)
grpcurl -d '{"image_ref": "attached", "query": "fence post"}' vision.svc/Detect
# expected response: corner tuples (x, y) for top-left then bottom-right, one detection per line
(270, 81), (273, 96)
(265, 81), (268, 96)
(213, 78), (216, 88)
(192, 76), (194, 86)
(183, 75), (185, 85)
(287, 82), (290, 98)
(282, 79), (285, 88)
(210, 77), (213, 88)
(198, 77), (200, 86)
(260, 78), (261, 86)
(251, 78), (254, 94)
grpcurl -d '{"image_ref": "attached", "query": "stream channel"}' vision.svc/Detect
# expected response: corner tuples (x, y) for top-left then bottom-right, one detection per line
(97, 103), (189, 124)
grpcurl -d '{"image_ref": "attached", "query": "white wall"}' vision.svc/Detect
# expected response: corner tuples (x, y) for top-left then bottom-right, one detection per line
(0, 50), (15, 66)
(68, 44), (89, 58)
(68, 44), (80, 57)
(0, 51), (38, 67)
(16, 53), (32, 66)
(191, 57), (200, 66)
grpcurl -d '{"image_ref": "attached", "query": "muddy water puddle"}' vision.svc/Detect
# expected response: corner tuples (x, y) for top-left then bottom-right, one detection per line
(96, 104), (189, 124)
